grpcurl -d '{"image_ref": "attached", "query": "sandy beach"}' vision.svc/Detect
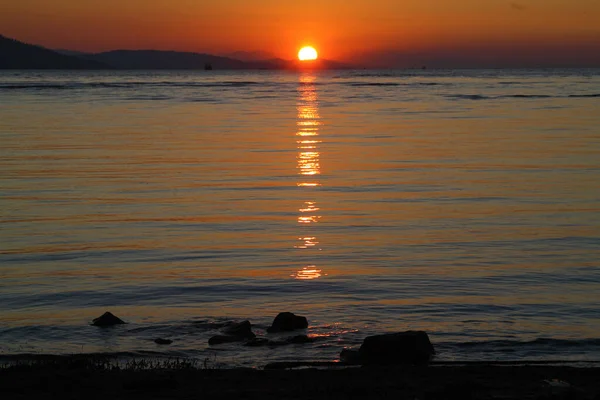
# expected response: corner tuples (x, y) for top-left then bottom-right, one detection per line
(2, 361), (599, 400)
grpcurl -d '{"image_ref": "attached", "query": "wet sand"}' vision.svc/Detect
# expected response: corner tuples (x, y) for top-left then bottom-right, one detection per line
(2, 363), (599, 400)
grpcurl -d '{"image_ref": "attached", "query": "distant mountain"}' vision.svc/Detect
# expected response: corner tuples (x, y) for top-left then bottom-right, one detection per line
(84, 50), (353, 70)
(87, 50), (250, 70)
(222, 50), (277, 62)
(2, 34), (355, 70)
(54, 49), (92, 57)
(223, 51), (354, 69)
(0, 35), (108, 69)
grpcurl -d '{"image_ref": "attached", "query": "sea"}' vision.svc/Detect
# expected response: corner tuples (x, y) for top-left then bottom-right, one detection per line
(1, 69), (599, 368)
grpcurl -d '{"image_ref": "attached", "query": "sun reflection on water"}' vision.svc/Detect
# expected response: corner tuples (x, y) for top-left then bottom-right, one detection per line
(294, 236), (319, 249)
(294, 73), (325, 280)
(291, 266), (324, 280)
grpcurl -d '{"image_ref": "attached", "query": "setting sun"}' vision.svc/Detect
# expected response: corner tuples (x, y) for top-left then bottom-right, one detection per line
(298, 46), (318, 61)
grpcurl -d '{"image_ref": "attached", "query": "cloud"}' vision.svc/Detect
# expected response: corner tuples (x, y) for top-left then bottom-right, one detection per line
(510, 2), (527, 11)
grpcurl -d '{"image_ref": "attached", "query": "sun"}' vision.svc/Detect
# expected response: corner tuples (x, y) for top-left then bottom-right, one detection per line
(298, 46), (318, 61)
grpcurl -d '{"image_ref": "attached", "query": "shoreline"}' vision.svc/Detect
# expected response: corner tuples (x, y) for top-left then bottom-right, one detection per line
(3, 351), (600, 368)
(2, 361), (599, 400)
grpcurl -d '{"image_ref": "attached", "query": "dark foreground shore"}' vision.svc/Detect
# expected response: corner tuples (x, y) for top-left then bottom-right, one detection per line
(2, 362), (599, 400)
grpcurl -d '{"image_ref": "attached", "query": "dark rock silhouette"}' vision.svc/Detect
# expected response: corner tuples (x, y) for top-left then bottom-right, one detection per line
(92, 312), (125, 327)
(267, 312), (308, 333)
(339, 348), (362, 364)
(285, 334), (314, 344)
(208, 335), (247, 345)
(222, 320), (254, 338)
(0, 35), (108, 69)
(357, 331), (435, 365)
(244, 338), (271, 347)
(208, 320), (256, 345)
(154, 338), (173, 345)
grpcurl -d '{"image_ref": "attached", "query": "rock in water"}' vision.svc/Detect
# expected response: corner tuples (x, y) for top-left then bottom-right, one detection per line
(286, 334), (314, 344)
(244, 338), (271, 347)
(208, 320), (257, 346)
(209, 335), (248, 345)
(222, 320), (255, 338)
(358, 331), (435, 365)
(154, 338), (173, 345)
(92, 312), (125, 327)
(339, 348), (361, 364)
(267, 312), (308, 333)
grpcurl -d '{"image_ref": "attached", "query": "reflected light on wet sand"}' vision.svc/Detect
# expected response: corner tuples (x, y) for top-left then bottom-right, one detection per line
(294, 73), (324, 280)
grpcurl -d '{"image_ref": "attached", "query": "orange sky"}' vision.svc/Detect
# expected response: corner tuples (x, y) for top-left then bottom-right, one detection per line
(2, 0), (599, 65)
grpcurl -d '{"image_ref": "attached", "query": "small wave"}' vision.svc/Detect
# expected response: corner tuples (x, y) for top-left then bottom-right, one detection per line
(126, 325), (173, 334)
(502, 94), (552, 99)
(211, 81), (260, 87)
(448, 94), (490, 100)
(449, 93), (597, 100)
(88, 82), (143, 88)
(348, 82), (401, 87)
(0, 84), (72, 90)
(186, 97), (218, 102)
(333, 73), (398, 79)
(345, 82), (445, 87)
(454, 338), (600, 349)
(0, 81), (263, 91)
(89, 81), (262, 88)
(449, 94), (552, 100)
(124, 95), (172, 101)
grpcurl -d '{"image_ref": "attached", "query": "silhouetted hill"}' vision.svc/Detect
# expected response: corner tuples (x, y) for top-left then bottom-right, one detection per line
(54, 49), (92, 57)
(223, 50), (276, 62)
(87, 50), (250, 70)
(85, 50), (354, 70)
(0, 35), (108, 69)
(1, 34), (355, 70)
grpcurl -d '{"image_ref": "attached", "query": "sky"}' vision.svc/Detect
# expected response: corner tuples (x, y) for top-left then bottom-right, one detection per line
(2, 0), (600, 67)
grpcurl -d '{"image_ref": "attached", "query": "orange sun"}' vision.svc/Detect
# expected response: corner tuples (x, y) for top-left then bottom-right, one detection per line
(298, 46), (318, 61)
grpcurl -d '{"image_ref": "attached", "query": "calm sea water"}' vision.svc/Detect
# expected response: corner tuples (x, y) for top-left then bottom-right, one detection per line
(1, 69), (599, 367)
